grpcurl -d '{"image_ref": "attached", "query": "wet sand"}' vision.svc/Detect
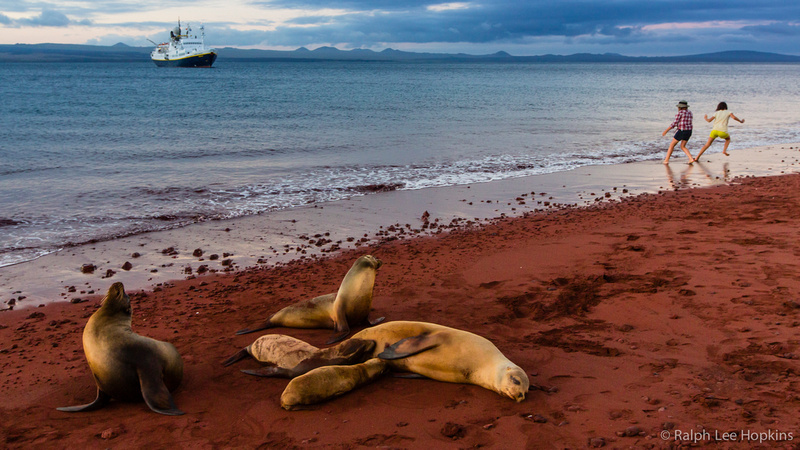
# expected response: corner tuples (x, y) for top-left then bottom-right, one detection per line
(2, 145), (800, 448)
(2, 144), (799, 308)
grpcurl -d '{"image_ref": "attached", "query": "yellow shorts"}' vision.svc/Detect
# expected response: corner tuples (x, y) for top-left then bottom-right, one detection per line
(710, 130), (730, 139)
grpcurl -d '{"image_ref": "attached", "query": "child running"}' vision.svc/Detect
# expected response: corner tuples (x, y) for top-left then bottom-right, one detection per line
(662, 100), (695, 164)
(692, 102), (744, 162)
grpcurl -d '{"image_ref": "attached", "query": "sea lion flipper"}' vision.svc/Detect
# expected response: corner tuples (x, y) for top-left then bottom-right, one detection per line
(391, 372), (428, 379)
(235, 320), (275, 335)
(138, 365), (184, 416)
(222, 348), (250, 366)
(241, 366), (292, 378)
(368, 316), (385, 326)
(378, 333), (440, 360)
(325, 329), (351, 344)
(56, 388), (111, 412)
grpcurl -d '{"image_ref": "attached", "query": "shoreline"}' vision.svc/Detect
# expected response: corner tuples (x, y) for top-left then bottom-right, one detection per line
(2, 160), (800, 447)
(2, 143), (799, 310)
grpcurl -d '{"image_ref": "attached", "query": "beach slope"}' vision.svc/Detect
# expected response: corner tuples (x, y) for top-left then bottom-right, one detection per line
(2, 173), (800, 448)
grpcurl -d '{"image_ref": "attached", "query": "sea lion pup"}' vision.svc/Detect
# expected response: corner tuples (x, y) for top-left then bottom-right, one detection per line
(353, 321), (530, 402)
(222, 334), (376, 378)
(235, 255), (385, 344)
(57, 282), (184, 416)
(280, 358), (388, 410)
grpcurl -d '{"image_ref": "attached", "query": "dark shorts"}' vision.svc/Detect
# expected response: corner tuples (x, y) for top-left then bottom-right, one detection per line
(673, 129), (692, 141)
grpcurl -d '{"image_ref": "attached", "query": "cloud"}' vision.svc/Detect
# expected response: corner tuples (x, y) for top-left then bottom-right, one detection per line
(7, 9), (92, 27)
(742, 22), (800, 36)
(2, 0), (799, 55)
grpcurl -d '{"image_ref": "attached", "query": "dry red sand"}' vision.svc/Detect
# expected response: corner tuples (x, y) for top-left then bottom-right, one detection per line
(2, 174), (800, 449)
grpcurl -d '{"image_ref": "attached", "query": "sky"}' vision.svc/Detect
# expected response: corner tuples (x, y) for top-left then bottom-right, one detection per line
(1, 1), (799, 56)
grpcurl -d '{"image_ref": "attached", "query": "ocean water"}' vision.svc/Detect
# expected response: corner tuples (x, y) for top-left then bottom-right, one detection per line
(1, 60), (800, 267)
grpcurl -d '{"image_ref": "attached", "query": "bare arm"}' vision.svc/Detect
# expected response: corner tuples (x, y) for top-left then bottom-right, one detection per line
(730, 113), (744, 123)
(703, 114), (713, 123)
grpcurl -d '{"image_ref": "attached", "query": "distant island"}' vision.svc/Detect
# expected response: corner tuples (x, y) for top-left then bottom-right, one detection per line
(1, 43), (799, 63)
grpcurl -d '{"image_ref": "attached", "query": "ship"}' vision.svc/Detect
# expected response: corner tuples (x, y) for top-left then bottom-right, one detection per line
(150, 21), (217, 68)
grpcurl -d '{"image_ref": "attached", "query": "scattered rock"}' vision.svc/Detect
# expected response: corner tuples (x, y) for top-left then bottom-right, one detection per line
(588, 437), (606, 448)
(121, 261), (133, 271)
(440, 422), (466, 440)
(98, 428), (119, 440)
(81, 264), (96, 274)
(193, 248), (203, 257)
(618, 426), (644, 437)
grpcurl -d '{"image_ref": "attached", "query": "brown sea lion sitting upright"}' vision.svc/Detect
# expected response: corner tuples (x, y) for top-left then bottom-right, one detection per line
(57, 282), (184, 415)
(236, 255), (384, 343)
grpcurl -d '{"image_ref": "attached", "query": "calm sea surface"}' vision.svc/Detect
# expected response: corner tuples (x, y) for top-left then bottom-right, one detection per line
(1, 61), (799, 266)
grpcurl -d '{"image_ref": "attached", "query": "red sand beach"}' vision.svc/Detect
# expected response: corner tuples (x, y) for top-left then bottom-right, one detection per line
(3, 161), (800, 448)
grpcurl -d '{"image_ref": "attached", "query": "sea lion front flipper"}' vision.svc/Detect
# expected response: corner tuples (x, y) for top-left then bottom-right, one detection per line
(391, 372), (428, 379)
(56, 388), (111, 412)
(325, 329), (351, 345)
(378, 333), (440, 360)
(138, 364), (184, 416)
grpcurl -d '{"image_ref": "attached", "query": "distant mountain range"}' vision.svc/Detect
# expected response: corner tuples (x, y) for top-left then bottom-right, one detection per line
(1, 43), (799, 63)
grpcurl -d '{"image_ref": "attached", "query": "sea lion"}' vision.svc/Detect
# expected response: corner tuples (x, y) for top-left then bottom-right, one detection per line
(222, 334), (376, 378)
(280, 358), (388, 410)
(57, 282), (184, 415)
(353, 321), (529, 402)
(236, 255), (385, 343)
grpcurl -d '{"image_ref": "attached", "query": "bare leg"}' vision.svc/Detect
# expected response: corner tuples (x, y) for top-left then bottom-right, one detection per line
(679, 140), (694, 163)
(663, 139), (679, 164)
(722, 138), (731, 155)
(693, 136), (716, 162)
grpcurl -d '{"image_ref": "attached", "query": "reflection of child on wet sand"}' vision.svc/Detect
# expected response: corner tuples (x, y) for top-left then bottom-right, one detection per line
(662, 100), (694, 164)
(693, 102), (744, 162)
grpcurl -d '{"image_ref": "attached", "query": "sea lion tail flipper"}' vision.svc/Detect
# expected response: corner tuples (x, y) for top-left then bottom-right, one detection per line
(138, 364), (184, 416)
(222, 348), (250, 366)
(367, 316), (385, 326)
(241, 366), (292, 378)
(235, 320), (275, 335)
(378, 333), (440, 360)
(56, 388), (111, 412)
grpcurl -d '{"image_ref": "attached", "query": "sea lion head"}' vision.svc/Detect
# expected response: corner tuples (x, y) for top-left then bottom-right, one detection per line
(100, 282), (132, 317)
(356, 255), (382, 270)
(498, 365), (530, 402)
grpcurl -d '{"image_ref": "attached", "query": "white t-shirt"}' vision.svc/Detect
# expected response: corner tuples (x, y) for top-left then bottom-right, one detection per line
(712, 110), (733, 133)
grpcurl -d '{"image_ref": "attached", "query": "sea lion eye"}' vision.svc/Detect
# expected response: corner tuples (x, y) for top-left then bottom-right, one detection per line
(511, 376), (521, 385)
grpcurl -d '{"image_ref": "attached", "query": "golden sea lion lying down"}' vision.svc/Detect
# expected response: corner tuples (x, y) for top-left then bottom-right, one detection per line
(274, 321), (530, 408)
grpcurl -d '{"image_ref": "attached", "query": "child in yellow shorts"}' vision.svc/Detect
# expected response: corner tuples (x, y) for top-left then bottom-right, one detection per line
(693, 102), (744, 162)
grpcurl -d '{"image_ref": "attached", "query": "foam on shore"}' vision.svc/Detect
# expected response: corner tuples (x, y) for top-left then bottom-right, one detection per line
(2, 143), (799, 308)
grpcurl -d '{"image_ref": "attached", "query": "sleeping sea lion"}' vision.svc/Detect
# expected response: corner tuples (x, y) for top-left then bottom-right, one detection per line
(235, 255), (384, 343)
(222, 334), (375, 378)
(354, 321), (530, 402)
(57, 282), (184, 415)
(280, 358), (388, 410)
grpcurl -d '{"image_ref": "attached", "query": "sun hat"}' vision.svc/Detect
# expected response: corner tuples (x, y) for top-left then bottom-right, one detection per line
(676, 100), (689, 108)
